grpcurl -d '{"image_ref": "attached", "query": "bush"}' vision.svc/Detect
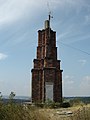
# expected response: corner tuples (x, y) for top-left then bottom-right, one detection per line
(69, 98), (84, 106)
(34, 102), (44, 108)
(61, 102), (71, 108)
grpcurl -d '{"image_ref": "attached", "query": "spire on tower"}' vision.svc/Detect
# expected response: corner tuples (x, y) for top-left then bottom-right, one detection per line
(47, 2), (53, 27)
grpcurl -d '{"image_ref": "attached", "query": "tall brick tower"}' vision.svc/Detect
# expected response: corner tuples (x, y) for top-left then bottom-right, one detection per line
(31, 16), (63, 103)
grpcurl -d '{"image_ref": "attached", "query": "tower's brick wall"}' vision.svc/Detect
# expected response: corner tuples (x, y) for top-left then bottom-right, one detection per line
(31, 21), (63, 103)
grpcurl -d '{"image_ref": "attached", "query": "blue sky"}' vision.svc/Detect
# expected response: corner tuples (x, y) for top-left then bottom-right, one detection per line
(0, 0), (90, 97)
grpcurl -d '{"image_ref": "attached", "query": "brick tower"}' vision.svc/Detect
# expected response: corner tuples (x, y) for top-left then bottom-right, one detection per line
(31, 16), (63, 103)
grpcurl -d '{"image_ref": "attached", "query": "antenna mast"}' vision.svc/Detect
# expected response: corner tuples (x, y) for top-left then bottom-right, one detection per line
(47, 2), (53, 38)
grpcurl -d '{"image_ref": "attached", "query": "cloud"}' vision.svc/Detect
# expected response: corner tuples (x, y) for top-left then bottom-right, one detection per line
(85, 15), (90, 24)
(0, 0), (87, 25)
(0, 0), (43, 26)
(78, 59), (87, 66)
(50, 0), (84, 7)
(63, 75), (75, 89)
(80, 76), (90, 86)
(57, 31), (71, 41)
(51, 0), (88, 12)
(0, 0), (61, 25)
(0, 53), (8, 60)
(63, 75), (80, 96)
(63, 75), (90, 97)
(79, 76), (90, 96)
(64, 75), (74, 81)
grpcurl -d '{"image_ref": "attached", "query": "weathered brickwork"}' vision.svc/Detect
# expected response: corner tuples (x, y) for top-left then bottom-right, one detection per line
(31, 20), (63, 103)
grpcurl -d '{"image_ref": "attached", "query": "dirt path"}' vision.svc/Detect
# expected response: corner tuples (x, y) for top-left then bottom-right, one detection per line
(39, 104), (90, 120)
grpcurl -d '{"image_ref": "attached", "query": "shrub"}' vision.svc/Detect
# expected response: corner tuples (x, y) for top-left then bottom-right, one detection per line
(69, 98), (84, 106)
(61, 101), (71, 108)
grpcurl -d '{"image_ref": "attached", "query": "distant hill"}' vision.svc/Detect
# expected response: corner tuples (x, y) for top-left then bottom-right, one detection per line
(64, 97), (90, 104)
(2, 96), (31, 104)
(2, 96), (90, 104)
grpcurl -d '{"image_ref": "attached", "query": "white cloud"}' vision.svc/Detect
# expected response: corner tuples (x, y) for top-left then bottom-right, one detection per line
(78, 59), (87, 66)
(51, 0), (87, 12)
(0, 0), (60, 25)
(0, 53), (8, 60)
(63, 75), (75, 89)
(85, 15), (90, 24)
(63, 75), (79, 96)
(57, 31), (71, 41)
(0, 0), (43, 26)
(63, 75), (90, 96)
(80, 76), (90, 87)
(79, 76), (90, 96)
(50, 0), (85, 7)
(64, 75), (74, 81)
(0, 0), (88, 26)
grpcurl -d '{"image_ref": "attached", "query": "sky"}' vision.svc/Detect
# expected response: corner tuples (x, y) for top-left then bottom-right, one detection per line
(0, 0), (90, 97)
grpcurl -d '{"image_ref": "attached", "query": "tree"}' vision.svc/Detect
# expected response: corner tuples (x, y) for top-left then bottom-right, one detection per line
(0, 92), (2, 101)
(9, 92), (15, 103)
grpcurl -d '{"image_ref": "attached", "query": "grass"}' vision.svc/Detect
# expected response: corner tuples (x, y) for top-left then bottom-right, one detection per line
(0, 101), (90, 120)
(0, 103), (50, 120)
